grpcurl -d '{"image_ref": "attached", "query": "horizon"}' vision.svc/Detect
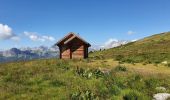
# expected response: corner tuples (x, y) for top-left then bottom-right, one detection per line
(1, 0), (170, 49)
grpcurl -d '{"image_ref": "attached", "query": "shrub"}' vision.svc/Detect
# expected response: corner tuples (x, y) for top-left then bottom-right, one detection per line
(93, 55), (104, 60)
(93, 69), (104, 79)
(96, 82), (109, 98)
(105, 75), (127, 89)
(118, 61), (124, 64)
(56, 60), (70, 70)
(89, 51), (93, 54)
(144, 60), (152, 64)
(123, 90), (150, 100)
(145, 78), (159, 90)
(127, 75), (145, 91)
(75, 67), (92, 79)
(153, 58), (162, 64)
(110, 85), (121, 95)
(142, 62), (147, 65)
(115, 65), (127, 72)
(70, 91), (81, 99)
(123, 58), (135, 64)
(84, 59), (93, 63)
(75, 67), (104, 79)
(50, 80), (65, 87)
(70, 90), (97, 100)
(3, 73), (12, 82)
(167, 63), (170, 67)
(115, 55), (124, 61)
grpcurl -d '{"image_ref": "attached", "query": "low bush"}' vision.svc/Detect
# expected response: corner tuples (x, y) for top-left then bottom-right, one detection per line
(122, 58), (135, 64)
(96, 81), (109, 98)
(145, 78), (160, 95)
(56, 60), (70, 70)
(70, 90), (97, 100)
(144, 60), (152, 64)
(92, 69), (104, 79)
(122, 89), (150, 100)
(50, 79), (65, 87)
(115, 55), (124, 61)
(145, 78), (159, 90)
(75, 67), (104, 79)
(167, 63), (170, 67)
(110, 85), (121, 95)
(118, 61), (124, 64)
(93, 55), (104, 60)
(115, 65), (127, 72)
(154, 60), (161, 65)
(127, 75), (145, 91)
(104, 74), (127, 90)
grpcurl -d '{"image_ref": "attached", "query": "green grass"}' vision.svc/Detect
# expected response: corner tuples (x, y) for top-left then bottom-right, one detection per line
(0, 58), (170, 100)
(1, 32), (170, 99)
(90, 32), (170, 64)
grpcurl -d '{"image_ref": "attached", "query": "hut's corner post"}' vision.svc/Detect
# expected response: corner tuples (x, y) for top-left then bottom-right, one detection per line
(59, 46), (62, 59)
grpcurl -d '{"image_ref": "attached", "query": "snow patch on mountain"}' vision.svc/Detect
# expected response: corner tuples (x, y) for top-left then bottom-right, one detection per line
(101, 38), (129, 49)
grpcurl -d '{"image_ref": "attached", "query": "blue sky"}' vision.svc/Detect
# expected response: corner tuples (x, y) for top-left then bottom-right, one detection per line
(0, 0), (170, 50)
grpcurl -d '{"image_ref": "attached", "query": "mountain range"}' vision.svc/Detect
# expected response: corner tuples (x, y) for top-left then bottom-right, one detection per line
(0, 39), (129, 63)
(0, 46), (59, 63)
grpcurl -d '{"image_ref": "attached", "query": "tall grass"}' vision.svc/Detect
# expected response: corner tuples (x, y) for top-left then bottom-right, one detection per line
(0, 58), (169, 99)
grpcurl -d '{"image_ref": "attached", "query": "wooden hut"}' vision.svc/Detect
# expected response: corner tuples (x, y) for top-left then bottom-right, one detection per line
(55, 32), (91, 59)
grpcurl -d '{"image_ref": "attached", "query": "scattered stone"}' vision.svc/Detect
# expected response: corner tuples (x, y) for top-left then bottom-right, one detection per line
(162, 61), (168, 65)
(153, 93), (170, 100)
(100, 69), (110, 74)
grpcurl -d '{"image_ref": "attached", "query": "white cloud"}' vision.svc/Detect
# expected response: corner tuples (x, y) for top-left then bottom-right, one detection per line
(0, 23), (19, 41)
(101, 38), (129, 49)
(11, 36), (20, 41)
(24, 31), (55, 42)
(131, 39), (138, 42)
(42, 36), (55, 41)
(127, 30), (135, 35)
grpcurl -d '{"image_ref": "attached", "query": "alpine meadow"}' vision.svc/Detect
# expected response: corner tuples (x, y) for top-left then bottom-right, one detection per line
(0, 32), (170, 100)
(1, 0), (170, 100)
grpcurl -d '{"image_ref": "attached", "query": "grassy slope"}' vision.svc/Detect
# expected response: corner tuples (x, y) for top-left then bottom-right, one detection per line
(90, 32), (170, 64)
(0, 59), (170, 99)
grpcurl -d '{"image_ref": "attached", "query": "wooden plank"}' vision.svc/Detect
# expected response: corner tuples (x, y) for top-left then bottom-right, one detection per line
(72, 56), (84, 58)
(72, 52), (84, 55)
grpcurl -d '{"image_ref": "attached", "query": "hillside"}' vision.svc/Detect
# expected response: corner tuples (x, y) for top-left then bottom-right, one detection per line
(90, 32), (170, 64)
(0, 32), (170, 99)
(0, 58), (170, 100)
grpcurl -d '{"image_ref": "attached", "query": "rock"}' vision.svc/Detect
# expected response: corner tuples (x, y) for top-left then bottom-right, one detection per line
(153, 93), (170, 100)
(162, 61), (168, 65)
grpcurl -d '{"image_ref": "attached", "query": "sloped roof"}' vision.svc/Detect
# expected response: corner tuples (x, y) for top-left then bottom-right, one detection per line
(55, 32), (91, 47)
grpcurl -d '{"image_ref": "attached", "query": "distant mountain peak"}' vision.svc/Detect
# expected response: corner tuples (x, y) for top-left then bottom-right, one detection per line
(0, 46), (59, 63)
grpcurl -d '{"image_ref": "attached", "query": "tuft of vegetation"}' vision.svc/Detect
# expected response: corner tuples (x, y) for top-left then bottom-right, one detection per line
(122, 89), (150, 100)
(70, 90), (97, 100)
(115, 65), (127, 72)
(167, 63), (170, 67)
(75, 67), (104, 79)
